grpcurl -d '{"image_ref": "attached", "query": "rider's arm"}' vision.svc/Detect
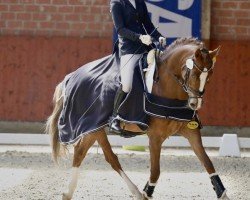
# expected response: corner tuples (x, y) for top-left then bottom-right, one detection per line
(110, 1), (141, 42)
(141, 1), (162, 41)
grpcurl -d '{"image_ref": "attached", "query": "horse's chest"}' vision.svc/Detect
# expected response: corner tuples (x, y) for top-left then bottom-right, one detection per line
(149, 118), (184, 136)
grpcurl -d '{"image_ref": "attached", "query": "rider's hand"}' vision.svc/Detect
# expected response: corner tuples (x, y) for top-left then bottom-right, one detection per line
(159, 36), (167, 47)
(139, 35), (152, 46)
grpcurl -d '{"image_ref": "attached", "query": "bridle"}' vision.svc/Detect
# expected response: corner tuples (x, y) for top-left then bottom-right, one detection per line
(159, 48), (214, 100)
(182, 54), (213, 98)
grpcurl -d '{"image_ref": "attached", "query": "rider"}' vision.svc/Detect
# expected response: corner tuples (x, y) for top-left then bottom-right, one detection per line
(109, 0), (167, 135)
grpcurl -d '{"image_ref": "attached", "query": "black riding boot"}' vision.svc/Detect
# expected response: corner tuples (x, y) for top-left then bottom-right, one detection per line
(210, 174), (226, 199)
(109, 87), (127, 135)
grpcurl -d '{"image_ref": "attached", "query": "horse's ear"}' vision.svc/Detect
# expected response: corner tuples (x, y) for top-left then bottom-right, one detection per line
(209, 46), (221, 60)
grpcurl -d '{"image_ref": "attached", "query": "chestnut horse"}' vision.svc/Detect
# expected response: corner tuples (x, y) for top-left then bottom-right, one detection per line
(46, 38), (229, 200)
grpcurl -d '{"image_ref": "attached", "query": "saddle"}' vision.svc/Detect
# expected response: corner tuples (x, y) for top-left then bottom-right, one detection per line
(143, 49), (163, 92)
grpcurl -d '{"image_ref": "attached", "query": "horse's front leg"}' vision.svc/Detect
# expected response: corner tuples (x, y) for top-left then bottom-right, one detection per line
(180, 128), (230, 200)
(143, 133), (164, 199)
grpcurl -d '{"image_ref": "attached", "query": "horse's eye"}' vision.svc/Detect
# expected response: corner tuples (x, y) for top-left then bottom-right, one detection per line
(191, 74), (196, 78)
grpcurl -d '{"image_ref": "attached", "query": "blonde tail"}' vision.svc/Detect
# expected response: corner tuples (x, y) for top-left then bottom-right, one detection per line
(45, 82), (66, 164)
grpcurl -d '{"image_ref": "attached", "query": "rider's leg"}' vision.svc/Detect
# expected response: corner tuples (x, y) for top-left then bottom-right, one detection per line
(109, 87), (127, 134)
(120, 54), (141, 93)
(109, 54), (141, 135)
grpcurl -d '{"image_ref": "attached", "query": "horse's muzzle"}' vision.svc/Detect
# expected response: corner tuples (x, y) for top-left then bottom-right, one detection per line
(188, 97), (202, 111)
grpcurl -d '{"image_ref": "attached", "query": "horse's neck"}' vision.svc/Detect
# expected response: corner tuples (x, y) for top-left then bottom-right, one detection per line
(152, 48), (192, 100)
(152, 68), (187, 100)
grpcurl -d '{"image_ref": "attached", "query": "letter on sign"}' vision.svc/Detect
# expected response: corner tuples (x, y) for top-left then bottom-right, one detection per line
(146, 0), (197, 38)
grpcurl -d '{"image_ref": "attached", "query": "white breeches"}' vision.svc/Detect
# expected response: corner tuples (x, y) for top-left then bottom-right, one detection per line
(120, 54), (142, 93)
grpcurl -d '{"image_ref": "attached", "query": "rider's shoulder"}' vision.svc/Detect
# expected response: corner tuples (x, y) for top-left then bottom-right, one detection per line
(110, 0), (123, 4)
(110, 0), (126, 9)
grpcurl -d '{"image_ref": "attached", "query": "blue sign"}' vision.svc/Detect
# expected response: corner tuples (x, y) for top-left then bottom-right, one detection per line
(113, 0), (201, 44)
(146, 0), (201, 43)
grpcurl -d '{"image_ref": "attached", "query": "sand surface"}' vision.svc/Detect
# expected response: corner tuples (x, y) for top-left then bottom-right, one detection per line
(0, 147), (249, 200)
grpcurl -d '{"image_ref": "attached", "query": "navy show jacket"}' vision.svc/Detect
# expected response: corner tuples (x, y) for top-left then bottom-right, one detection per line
(110, 0), (163, 56)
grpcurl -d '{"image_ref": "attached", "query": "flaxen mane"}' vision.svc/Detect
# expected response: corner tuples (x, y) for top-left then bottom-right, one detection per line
(160, 37), (204, 61)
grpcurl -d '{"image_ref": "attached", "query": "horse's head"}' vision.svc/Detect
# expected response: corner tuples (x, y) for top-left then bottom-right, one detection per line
(180, 46), (221, 110)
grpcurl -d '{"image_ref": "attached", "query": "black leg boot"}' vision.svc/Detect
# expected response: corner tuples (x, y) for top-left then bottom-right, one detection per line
(210, 174), (226, 199)
(143, 181), (156, 199)
(109, 87), (127, 135)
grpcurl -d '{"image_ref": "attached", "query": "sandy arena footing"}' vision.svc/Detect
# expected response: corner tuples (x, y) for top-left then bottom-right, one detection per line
(0, 145), (249, 200)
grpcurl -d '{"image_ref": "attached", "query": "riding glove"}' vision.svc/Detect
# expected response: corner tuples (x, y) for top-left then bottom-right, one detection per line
(159, 36), (167, 46)
(139, 35), (152, 46)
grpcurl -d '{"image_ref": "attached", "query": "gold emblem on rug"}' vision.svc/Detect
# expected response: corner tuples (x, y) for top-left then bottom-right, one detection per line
(187, 121), (199, 130)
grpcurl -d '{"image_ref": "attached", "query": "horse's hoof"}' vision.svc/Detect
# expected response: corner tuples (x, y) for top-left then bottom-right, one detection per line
(133, 192), (145, 200)
(223, 195), (230, 200)
(221, 194), (230, 200)
(218, 191), (230, 200)
(142, 195), (148, 200)
(62, 193), (71, 200)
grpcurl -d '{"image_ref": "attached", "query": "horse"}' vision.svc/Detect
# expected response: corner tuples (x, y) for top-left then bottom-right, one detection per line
(46, 38), (229, 200)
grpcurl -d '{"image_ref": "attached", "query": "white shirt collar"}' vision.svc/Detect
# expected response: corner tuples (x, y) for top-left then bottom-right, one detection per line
(129, 0), (136, 9)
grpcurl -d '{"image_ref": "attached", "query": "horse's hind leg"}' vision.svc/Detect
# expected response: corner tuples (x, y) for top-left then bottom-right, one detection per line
(62, 133), (97, 200)
(180, 128), (229, 199)
(97, 130), (143, 200)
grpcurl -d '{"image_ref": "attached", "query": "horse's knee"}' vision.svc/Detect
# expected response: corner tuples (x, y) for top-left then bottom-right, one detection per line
(192, 143), (205, 153)
(186, 134), (204, 152)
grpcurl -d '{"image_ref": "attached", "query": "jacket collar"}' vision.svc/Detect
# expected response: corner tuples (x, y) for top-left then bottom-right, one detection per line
(124, 0), (138, 10)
